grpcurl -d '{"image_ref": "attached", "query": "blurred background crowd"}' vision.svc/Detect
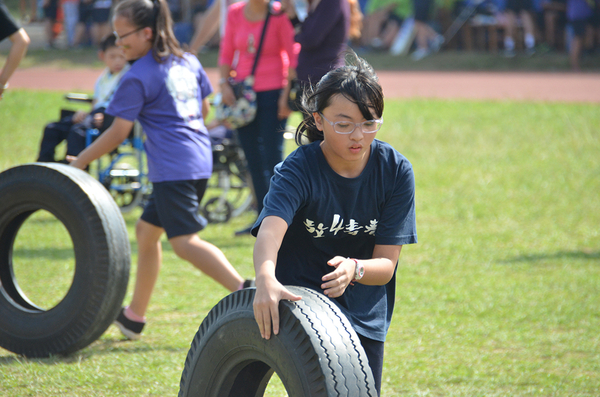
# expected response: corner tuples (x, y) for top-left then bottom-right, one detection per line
(4, 0), (600, 70)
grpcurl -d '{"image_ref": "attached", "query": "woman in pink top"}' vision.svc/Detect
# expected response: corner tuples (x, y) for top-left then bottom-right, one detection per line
(218, 0), (298, 235)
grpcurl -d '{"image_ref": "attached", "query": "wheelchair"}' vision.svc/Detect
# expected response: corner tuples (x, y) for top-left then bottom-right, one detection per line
(64, 94), (253, 221)
(63, 93), (150, 213)
(201, 125), (254, 223)
(86, 121), (150, 213)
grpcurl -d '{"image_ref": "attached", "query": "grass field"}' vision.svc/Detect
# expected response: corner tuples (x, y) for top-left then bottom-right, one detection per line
(0, 90), (599, 396)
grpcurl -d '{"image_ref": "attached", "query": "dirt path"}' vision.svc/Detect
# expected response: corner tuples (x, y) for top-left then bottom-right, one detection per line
(9, 66), (600, 102)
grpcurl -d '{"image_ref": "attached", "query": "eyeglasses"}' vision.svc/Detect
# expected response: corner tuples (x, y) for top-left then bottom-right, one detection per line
(319, 113), (383, 134)
(114, 27), (144, 41)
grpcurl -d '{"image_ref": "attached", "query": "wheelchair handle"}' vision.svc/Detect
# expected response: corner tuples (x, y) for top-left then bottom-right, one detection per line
(65, 93), (94, 103)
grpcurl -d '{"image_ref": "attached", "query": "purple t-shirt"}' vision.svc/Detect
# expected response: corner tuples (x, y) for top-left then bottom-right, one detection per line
(107, 52), (213, 183)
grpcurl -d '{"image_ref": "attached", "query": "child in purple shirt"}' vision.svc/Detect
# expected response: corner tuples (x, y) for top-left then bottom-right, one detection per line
(70, 0), (252, 340)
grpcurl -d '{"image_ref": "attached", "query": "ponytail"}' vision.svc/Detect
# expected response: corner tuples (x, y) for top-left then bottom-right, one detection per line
(114, 0), (184, 62)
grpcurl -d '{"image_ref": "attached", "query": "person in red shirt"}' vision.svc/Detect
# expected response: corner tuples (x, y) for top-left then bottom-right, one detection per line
(218, 0), (298, 236)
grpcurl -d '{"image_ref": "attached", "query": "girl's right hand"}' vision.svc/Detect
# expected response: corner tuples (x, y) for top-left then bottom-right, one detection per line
(253, 276), (301, 340)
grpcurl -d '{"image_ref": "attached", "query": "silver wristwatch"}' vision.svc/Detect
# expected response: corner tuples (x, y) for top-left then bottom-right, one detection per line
(350, 258), (364, 281)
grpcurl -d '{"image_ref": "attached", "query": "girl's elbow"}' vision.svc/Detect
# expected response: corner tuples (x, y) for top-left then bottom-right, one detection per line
(15, 29), (30, 46)
(380, 261), (398, 284)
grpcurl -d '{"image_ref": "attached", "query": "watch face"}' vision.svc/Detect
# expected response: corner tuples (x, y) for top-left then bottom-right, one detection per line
(355, 262), (364, 280)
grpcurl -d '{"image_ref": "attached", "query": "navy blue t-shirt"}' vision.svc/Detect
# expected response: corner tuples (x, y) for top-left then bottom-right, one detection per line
(252, 139), (417, 341)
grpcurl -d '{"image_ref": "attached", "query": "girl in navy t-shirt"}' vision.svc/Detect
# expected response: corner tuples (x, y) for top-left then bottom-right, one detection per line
(251, 54), (417, 396)
(70, 0), (251, 341)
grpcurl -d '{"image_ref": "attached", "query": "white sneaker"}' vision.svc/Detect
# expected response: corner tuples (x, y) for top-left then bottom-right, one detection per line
(411, 48), (431, 61)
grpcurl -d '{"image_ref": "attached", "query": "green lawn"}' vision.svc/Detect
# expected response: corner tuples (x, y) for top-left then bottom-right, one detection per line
(0, 90), (599, 396)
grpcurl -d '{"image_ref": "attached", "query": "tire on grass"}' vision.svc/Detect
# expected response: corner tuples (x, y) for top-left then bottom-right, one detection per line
(178, 286), (377, 397)
(0, 163), (130, 358)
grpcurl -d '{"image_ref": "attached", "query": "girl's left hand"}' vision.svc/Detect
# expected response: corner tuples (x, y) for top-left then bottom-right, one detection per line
(321, 256), (355, 298)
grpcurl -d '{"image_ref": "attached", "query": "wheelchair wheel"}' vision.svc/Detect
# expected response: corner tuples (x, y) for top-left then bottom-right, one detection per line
(201, 151), (254, 223)
(103, 163), (144, 213)
(201, 197), (233, 223)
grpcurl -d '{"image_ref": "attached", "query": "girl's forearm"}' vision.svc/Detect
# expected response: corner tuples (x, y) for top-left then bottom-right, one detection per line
(71, 120), (132, 169)
(355, 245), (403, 286)
(253, 216), (288, 285)
(351, 257), (397, 286)
(253, 238), (279, 285)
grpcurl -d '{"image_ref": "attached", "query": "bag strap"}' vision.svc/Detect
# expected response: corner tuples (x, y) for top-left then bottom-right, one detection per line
(249, 3), (273, 77)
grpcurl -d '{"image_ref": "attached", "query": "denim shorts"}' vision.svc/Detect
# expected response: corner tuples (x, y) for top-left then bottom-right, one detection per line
(141, 179), (208, 239)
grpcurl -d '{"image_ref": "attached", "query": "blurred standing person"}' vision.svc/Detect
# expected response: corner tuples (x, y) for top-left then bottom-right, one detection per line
(74, 0), (111, 47)
(91, 0), (112, 44)
(281, 0), (361, 100)
(19, 0), (37, 22)
(540, 0), (567, 52)
(62, 0), (79, 47)
(0, 0), (30, 99)
(566, 0), (594, 70)
(360, 0), (403, 51)
(188, 0), (245, 55)
(503, 0), (537, 56)
(42, 0), (60, 49)
(410, 0), (444, 60)
(74, 0), (93, 46)
(218, 0), (297, 236)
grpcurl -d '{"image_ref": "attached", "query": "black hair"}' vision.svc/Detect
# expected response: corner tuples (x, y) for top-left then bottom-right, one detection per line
(295, 52), (384, 145)
(114, 0), (184, 62)
(99, 32), (118, 52)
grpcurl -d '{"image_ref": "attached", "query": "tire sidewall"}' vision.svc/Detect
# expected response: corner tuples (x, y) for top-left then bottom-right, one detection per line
(179, 287), (377, 397)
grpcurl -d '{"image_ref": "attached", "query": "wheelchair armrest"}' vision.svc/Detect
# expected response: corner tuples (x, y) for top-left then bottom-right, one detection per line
(60, 109), (76, 119)
(64, 93), (94, 103)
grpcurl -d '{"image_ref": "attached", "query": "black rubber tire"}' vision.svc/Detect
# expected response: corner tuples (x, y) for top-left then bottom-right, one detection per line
(178, 286), (377, 397)
(0, 163), (130, 358)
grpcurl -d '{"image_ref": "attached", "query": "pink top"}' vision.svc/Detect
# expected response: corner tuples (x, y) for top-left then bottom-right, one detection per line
(219, 1), (298, 92)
